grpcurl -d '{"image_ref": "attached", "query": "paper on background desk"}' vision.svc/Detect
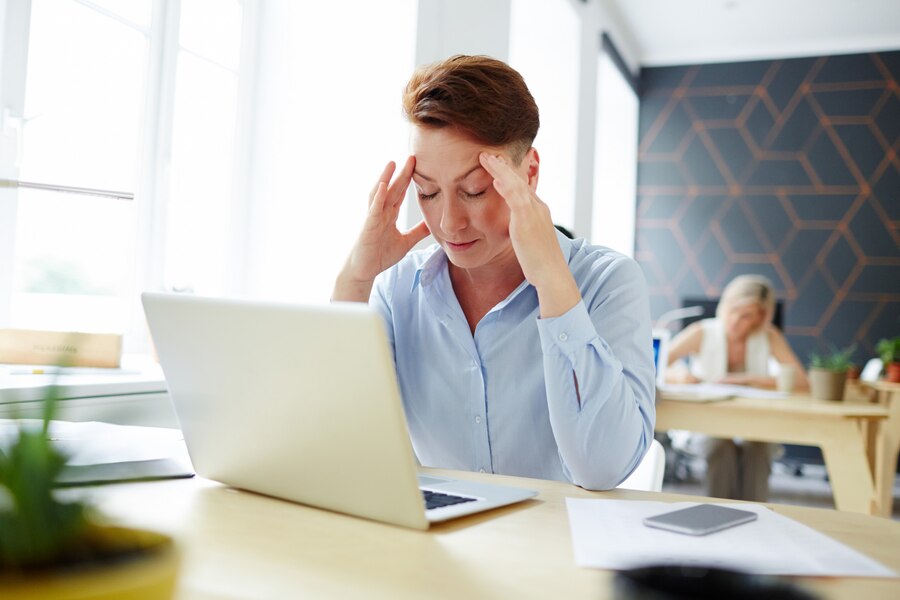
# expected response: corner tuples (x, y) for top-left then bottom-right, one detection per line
(658, 383), (786, 401)
(566, 498), (895, 577)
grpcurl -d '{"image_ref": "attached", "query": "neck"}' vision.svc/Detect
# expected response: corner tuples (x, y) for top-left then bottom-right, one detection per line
(448, 248), (525, 297)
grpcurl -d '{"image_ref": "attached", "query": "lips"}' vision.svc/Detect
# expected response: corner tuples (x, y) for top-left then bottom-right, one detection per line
(446, 240), (477, 251)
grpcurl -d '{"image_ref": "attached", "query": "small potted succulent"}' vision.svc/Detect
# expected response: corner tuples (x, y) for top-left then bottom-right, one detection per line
(0, 384), (179, 599)
(876, 337), (900, 384)
(808, 345), (856, 402)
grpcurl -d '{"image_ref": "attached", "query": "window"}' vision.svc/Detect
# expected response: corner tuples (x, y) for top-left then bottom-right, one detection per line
(592, 40), (639, 256)
(162, 0), (245, 295)
(0, 0), (249, 352)
(9, 0), (151, 335)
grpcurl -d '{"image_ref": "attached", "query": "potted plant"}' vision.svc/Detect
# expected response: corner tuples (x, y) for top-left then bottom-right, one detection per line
(808, 345), (855, 402)
(876, 337), (900, 384)
(0, 384), (179, 599)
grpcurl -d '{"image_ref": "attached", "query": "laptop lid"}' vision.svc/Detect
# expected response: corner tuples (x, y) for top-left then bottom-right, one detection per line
(142, 293), (536, 529)
(142, 293), (430, 529)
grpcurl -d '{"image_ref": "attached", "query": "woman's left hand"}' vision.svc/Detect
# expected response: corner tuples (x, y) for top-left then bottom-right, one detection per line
(479, 152), (581, 317)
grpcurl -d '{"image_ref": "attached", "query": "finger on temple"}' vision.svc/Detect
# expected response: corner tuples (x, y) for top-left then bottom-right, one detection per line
(388, 156), (417, 207)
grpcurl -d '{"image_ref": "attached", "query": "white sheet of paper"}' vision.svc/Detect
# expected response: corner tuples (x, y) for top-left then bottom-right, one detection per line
(658, 383), (786, 400)
(566, 498), (895, 577)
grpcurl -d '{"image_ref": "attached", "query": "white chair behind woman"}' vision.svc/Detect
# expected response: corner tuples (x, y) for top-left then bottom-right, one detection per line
(617, 439), (666, 492)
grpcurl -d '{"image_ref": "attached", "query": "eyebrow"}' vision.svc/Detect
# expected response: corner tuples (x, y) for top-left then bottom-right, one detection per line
(413, 164), (484, 184)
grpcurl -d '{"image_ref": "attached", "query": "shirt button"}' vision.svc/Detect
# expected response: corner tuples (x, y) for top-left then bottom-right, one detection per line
(479, 468), (486, 473)
(475, 415), (482, 424)
(558, 332), (568, 342)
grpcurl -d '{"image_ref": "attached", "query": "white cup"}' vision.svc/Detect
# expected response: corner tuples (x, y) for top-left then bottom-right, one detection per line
(777, 364), (796, 393)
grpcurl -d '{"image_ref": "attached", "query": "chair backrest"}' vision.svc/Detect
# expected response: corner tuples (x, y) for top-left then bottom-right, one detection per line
(617, 439), (665, 493)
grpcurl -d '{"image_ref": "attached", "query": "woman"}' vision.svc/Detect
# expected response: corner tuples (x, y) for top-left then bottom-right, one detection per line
(331, 55), (655, 490)
(666, 274), (809, 501)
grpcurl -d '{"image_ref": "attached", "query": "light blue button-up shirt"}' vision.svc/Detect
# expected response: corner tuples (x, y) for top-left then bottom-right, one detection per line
(370, 231), (656, 490)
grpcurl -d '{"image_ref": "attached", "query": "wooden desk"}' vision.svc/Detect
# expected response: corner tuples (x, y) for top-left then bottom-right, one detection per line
(656, 393), (891, 516)
(72, 469), (900, 599)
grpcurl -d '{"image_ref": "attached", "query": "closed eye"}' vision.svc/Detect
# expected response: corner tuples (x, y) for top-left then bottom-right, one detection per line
(418, 191), (438, 201)
(463, 189), (487, 199)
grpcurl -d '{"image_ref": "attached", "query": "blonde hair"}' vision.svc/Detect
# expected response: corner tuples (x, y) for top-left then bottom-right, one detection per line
(716, 275), (776, 327)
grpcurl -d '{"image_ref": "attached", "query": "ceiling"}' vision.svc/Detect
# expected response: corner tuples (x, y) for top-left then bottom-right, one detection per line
(606, 0), (900, 67)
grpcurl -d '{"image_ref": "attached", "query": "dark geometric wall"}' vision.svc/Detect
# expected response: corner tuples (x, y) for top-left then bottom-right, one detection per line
(636, 51), (900, 363)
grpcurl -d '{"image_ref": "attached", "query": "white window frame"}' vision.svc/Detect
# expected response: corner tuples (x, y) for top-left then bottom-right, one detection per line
(0, 0), (258, 354)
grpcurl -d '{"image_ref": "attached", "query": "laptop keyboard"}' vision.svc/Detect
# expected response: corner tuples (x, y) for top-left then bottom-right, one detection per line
(422, 489), (477, 510)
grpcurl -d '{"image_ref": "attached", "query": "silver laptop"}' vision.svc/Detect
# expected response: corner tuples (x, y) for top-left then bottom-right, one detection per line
(142, 292), (536, 529)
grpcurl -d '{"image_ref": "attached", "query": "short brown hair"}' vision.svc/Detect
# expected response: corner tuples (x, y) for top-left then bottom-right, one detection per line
(402, 55), (540, 163)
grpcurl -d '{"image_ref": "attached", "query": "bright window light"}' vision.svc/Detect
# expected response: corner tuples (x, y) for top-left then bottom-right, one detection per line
(592, 50), (638, 256)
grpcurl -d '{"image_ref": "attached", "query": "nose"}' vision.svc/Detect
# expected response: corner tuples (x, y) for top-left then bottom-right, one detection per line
(440, 198), (467, 234)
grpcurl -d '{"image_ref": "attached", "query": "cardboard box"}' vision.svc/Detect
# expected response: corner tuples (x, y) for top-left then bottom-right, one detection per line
(0, 329), (122, 368)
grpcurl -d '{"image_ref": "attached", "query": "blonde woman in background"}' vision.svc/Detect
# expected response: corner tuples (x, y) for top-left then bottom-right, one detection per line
(665, 275), (809, 501)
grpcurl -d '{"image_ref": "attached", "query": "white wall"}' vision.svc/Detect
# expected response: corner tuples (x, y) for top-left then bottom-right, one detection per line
(415, 0), (511, 64)
(243, 0), (416, 302)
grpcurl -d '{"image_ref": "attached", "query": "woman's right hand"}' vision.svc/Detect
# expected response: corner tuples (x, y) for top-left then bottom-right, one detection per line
(332, 157), (430, 302)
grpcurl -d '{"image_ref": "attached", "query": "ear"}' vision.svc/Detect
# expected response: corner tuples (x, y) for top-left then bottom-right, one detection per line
(524, 147), (540, 191)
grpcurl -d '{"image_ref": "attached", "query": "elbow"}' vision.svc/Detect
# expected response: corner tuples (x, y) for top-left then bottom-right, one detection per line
(570, 429), (654, 492)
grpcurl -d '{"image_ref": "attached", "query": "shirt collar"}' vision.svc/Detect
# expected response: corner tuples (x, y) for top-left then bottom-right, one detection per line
(411, 244), (447, 292)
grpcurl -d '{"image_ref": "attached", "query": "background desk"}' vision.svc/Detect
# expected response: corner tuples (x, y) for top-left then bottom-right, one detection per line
(867, 381), (900, 521)
(72, 468), (900, 599)
(656, 392), (893, 516)
(0, 359), (176, 427)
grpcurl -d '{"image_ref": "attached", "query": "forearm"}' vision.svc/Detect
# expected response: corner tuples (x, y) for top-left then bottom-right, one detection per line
(537, 302), (656, 490)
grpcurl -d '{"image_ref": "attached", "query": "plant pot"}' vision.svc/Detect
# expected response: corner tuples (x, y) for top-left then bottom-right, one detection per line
(0, 525), (178, 600)
(886, 361), (900, 384)
(808, 368), (847, 402)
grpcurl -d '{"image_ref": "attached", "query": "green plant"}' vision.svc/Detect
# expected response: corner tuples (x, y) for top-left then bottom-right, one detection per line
(876, 337), (900, 365)
(0, 384), (91, 569)
(809, 344), (856, 372)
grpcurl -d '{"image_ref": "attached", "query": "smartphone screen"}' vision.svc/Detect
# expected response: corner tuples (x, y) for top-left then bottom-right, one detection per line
(643, 504), (758, 536)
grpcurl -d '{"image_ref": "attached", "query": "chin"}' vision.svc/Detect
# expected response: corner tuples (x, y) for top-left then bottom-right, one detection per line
(445, 254), (484, 269)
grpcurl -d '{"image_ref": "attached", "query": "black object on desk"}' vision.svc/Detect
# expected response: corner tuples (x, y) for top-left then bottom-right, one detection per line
(614, 565), (818, 600)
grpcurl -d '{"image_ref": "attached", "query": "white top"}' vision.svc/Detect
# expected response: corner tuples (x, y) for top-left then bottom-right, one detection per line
(691, 318), (770, 382)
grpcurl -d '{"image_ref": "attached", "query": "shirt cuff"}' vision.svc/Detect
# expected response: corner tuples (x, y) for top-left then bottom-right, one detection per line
(536, 300), (597, 357)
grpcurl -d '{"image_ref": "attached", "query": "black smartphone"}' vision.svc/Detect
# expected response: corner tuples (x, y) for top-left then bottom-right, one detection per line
(643, 504), (758, 536)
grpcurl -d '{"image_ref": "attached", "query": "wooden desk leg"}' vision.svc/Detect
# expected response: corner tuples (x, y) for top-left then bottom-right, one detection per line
(874, 390), (900, 518)
(820, 421), (880, 516)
